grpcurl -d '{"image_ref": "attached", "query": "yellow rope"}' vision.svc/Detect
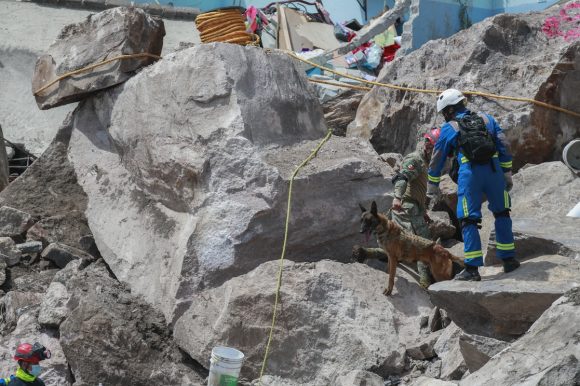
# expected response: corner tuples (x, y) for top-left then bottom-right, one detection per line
(309, 78), (372, 91)
(33, 53), (162, 96)
(258, 129), (333, 385)
(286, 51), (580, 119)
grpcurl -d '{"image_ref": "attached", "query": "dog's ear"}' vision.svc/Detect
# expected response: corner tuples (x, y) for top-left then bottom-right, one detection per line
(371, 201), (378, 216)
(359, 203), (367, 213)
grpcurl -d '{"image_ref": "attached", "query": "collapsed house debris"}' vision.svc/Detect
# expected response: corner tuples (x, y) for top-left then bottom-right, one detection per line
(0, 0), (578, 385)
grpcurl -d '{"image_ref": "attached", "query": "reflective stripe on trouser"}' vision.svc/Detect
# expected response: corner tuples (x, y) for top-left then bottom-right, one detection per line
(456, 157), (515, 266)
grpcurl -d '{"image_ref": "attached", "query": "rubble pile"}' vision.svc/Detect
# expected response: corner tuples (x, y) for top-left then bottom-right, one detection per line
(0, 3), (577, 386)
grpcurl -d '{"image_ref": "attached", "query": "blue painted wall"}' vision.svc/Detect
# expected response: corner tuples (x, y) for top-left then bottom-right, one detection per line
(407, 0), (558, 52)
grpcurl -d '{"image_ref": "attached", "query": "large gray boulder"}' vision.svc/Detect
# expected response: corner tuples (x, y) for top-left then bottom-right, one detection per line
(59, 260), (204, 386)
(461, 287), (580, 385)
(486, 161), (580, 264)
(429, 255), (580, 340)
(174, 260), (433, 385)
(348, 4), (580, 169)
(32, 7), (165, 110)
(67, 43), (393, 324)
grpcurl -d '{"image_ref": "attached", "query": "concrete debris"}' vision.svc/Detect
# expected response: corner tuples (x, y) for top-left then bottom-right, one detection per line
(428, 306), (442, 332)
(0, 237), (23, 267)
(32, 7), (165, 110)
(458, 333), (508, 373)
(41, 242), (94, 269)
(0, 291), (43, 330)
(12, 269), (58, 293)
(406, 329), (444, 360)
(433, 323), (468, 380)
(59, 260), (204, 385)
(0, 206), (34, 237)
(335, 370), (385, 386)
(429, 255), (580, 340)
(16, 241), (43, 254)
(322, 90), (365, 136)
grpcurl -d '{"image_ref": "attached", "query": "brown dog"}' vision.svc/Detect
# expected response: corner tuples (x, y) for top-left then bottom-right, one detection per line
(360, 201), (464, 296)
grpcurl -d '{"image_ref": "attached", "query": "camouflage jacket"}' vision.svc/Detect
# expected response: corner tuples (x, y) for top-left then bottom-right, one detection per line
(394, 150), (428, 211)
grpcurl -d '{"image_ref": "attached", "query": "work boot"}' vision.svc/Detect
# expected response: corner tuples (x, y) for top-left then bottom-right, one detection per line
(502, 257), (520, 273)
(351, 245), (367, 263)
(454, 265), (481, 281)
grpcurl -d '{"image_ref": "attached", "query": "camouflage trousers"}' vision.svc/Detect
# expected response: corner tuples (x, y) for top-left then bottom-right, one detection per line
(390, 200), (433, 287)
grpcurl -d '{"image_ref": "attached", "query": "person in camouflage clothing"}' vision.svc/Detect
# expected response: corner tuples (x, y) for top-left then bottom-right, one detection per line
(353, 127), (442, 288)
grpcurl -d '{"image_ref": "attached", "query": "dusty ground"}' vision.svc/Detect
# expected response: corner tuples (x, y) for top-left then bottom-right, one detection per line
(0, 0), (200, 155)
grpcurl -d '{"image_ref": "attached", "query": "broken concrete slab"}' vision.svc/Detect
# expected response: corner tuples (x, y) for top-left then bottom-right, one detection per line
(0, 260), (6, 287)
(0, 291), (43, 328)
(335, 370), (384, 386)
(428, 306), (442, 332)
(458, 333), (508, 373)
(38, 282), (68, 328)
(41, 242), (94, 268)
(0, 237), (23, 266)
(0, 206), (34, 237)
(433, 323), (467, 381)
(16, 241), (43, 254)
(410, 376), (458, 386)
(406, 330), (444, 360)
(461, 288), (580, 385)
(429, 255), (580, 340)
(32, 7), (165, 110)
(428, 211), (456, 240)
(12, 269), (58, 293)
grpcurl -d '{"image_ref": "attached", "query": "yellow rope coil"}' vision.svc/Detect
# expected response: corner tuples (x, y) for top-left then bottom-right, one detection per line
(257, 129), (333, 386)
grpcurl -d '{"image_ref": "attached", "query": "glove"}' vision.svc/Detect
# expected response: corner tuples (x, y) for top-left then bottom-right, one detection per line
(504, 171), (513, 192)
(426, 183), (440, 209)
(392, 197), (403, 212)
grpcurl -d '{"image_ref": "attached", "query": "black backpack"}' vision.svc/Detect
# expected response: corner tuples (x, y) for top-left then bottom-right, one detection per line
(450, 113), (497, 164)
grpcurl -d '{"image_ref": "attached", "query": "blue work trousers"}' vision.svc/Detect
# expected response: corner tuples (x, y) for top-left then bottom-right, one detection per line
(456, 158), (515, 266)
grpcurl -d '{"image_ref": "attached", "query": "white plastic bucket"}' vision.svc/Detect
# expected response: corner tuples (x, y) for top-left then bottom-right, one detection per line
(207, 346), (245, 386)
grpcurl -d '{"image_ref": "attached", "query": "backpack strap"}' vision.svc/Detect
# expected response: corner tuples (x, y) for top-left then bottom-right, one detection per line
(477, 112), (490, 126)
(448, 120), (460, 132)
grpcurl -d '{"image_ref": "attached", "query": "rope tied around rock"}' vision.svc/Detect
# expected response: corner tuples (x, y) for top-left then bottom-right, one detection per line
(33, 53), (162, 96)
(257, 129), (333, 385)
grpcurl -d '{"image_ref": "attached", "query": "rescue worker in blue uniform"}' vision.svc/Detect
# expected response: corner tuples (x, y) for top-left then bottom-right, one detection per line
(426, 89), (520, 280)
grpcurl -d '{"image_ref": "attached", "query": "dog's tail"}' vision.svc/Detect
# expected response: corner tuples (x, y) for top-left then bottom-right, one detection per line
(449, 252), (465, 267)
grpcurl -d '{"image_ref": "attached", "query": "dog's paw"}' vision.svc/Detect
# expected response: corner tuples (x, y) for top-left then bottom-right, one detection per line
(383, 288), (392, 296)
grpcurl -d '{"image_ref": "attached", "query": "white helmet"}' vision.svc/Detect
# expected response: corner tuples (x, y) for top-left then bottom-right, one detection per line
(436, 88), (465, 113)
